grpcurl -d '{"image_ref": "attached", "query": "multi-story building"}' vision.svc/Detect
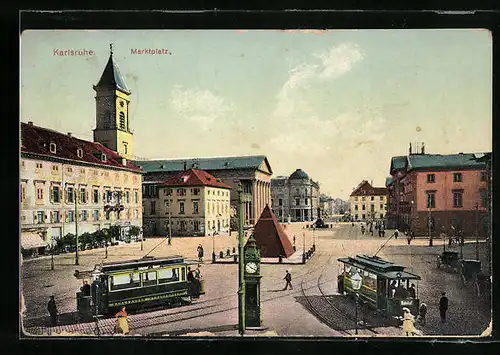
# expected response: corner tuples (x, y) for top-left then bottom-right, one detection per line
(135, 156), (272, 229)
(20, 122), (143, 247)
(349, 180), (388, 221)
(20, 47), (143, 250)
(386, 144), (490, 237)
(142, 169), (232, 236)
(270, 169), (321, 222)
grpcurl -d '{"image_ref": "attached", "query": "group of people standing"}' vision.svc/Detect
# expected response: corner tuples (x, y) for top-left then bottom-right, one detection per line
(354, 221), (386, 237)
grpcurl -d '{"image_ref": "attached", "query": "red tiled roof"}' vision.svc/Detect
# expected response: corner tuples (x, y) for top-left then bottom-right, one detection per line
(251, 204), (294, 258)
(350, 180), (387, 197)
(159, 169), (232, 189)
(21, 122), (142, 173)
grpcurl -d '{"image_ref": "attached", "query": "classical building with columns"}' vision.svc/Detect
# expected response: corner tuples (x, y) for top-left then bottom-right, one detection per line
(270, 169), (321, 222)
(134, 155), (272, 233)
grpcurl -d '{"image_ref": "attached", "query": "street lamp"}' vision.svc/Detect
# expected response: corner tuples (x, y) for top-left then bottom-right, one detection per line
(312, 226), (316, 252)
(351, 271), (363, 335)
(212, 226), (217, 263)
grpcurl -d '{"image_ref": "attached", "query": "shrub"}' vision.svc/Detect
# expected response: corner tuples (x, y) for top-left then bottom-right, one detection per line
(128, 225), (141, 241)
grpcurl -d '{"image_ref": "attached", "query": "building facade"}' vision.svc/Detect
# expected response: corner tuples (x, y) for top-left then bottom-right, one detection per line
(142, 169), (231, 237)
(135, 156), (272, 228)
(21, 122), (143, 245)
(270, 169), (321, 222)
(386, 146), (490, 237)
(349, 180), (388, 221)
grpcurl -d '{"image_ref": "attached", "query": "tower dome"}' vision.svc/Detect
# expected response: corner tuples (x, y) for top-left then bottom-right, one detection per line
(289, 168), (310, 180)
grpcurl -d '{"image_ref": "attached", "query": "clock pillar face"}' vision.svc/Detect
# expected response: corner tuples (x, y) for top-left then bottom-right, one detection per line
(245, 262), (258, 274)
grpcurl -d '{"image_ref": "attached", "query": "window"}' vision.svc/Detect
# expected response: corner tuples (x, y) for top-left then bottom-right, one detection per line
(193, 201), (199, 214)
(362, 205), (366, 211)
(379, 213), (384, 219)
(362, 214), (366, 219)
(370, 204), (375, 212)
(426, 192), (436, 208)
(164, 200), (170, 213)
(20, 184), (26, 202)
(53, 211), (60, 223)
(305, 198), (308, 206)
(67, 187), (74, 203)
(125, 191), (130, 203)
(142, 271), (157, 287)
(427, 174), (435, 183)
(80, 188), (86, 203)
(49, 143), (56, 153)
(36, 186), (44, 200)
(453, 191), (463, 208)
(68, 211), (74, 222)
(480, 189), (488, 208)
(295, 198), (300, 206)
(93, 189), (99, 203)
(278, 199), (283, 206)
(36, 163), (43, 169)
(176, 189), (186, 196)
(193, 188), (200, 196)
(123, 142), (128, 154)
(119, 112), (126, 129)
(480, 171), (487, 181)
(354, 197), (358, 201)
(371, 196), (374, 201)
(179, 201), (185, 214)
(105, 190), (111, 203)
(165, 189), (172, 196)
(362, 197), (366, 201)
(81, 210), (87, 221)
(158, 268), (180, 284)
(77, 148), (83, 158)
(101, 154), (107, 162)
(453, 173), (462, 182)
(37, 211), (44, 224)
(52, 165), (59, 172)
(194, 220), (200, 232)
(150, 201), (156, 215)
(67, 167), (73, 173)
(380, 196), (384, 200)
(380, 204), (384, 209)
(354, 205), (358, 211)
(109, 272), (140, 291)
(134, 191), (138, 203)
(105, 210), (111, 220)
(93, 210), (99, 221)
(52, 185), (61, 203)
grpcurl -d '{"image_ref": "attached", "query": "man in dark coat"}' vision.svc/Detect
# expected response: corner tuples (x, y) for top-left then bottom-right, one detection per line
(283, 270), (293, 290)
(439, 292), (449, 323)
(197, 244), (204, 262)
(47, 296), (58, 326)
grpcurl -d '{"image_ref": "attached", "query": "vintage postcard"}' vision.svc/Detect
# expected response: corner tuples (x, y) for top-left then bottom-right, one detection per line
(19, 26), (492, 338)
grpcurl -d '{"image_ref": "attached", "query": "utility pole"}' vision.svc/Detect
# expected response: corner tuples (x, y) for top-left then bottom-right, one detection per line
(475, 202), (479, 260)
(237, 183), (245, 335)
(74, 184), (79, 265)
(428, 207), (433, 247)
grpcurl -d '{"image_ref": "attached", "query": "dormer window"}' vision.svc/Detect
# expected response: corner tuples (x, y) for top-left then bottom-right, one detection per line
(77, 148), (83, 158)
(49, 143), (56, 154)
(101, 154), (107, 162)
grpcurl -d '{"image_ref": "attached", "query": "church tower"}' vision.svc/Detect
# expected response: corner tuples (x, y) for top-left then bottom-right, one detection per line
(93, 44), (134, 159)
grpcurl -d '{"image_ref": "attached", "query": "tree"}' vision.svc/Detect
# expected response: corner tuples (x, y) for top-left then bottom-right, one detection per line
(93, 229), (106, 247)
(63, 233), (76, 252)
(108, 226), (121, 242)
(128, 225), (141, 241)
(79, 232), (92, 250)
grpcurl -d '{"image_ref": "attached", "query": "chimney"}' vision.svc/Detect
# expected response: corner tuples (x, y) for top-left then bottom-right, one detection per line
(370, 180), (373, 186)
(67, 132), (72, 137)
(409, 142), (412, 155)
(421, 142), (425, 154)
(28, 121), (33, 126)
(183, 161), (187, 170)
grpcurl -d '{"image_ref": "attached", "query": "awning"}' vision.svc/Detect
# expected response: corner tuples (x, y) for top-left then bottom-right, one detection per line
(20, 232), (48, 250)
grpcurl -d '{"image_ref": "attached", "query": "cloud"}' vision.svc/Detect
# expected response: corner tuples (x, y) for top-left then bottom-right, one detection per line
(314, 42), (363, 79)
(169, 86), (234, 130)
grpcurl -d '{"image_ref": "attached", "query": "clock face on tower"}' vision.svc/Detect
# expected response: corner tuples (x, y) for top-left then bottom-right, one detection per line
(245, 262), (258, 274)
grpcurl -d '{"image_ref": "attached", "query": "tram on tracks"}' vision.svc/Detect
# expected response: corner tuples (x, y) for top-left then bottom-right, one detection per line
(338, 254), (421, 318)
(73, 255), (205, 321)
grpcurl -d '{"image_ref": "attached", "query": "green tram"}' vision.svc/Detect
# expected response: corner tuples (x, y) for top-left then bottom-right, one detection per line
(74, 255), (205, 320)
(338, 254), (421, 318)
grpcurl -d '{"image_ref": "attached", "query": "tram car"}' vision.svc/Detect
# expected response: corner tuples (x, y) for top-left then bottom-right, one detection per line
(73, 255), (205, 320)
(338, 254), (421, 318)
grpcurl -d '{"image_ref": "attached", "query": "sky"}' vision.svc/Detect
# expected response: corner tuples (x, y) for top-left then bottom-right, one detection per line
(20, 29), (492, 200)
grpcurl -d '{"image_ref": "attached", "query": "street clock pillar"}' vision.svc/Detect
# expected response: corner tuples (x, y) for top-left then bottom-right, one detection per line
(244, 233), (262, 328)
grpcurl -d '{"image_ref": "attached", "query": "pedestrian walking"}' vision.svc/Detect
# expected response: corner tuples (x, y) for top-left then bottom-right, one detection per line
(407, 234), (412, 245)
(417, 302), (427, 326)
(411, 230), (416, 240)
(337, 274), (344, 294)
(168, 235), (172, 245)
(439, 292), (448, 323)
(394, 230), (399, 239)
(283, 270), (293, 290)
(47, 296), (58, 326)
(114, 306), (129, 335)
(402, 308), (418, 336)
(197, 244), (204, 262)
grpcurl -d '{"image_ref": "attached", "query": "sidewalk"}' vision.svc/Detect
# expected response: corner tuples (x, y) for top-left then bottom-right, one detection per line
(212, 250), (316, 265)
